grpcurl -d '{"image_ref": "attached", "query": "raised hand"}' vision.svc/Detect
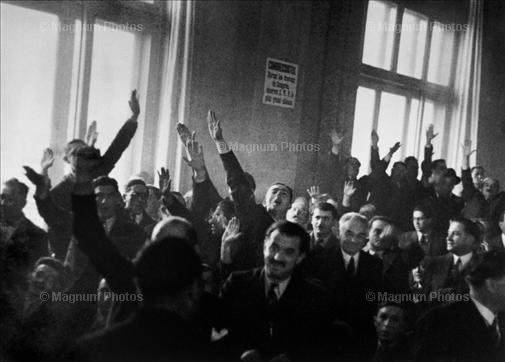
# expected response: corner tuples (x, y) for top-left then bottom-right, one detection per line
(182, 133), (205, 171)
(128, 90), (140, 118)
(306, 185), (321, 199)
(85, 121), (98, 147)
(176, 123), (193, 146)
(389, 142), (401, 154)
(222, 217), (242, 246)
(157, 167), (172, 195)
(207, 110), (223, 142)
(23, 166), (51, 199)
(41, 148), (55, 175)
(343, 181), (356, 197)
(461, 139), (476, 158)
(330, 129), (345, 147)
(425, 124), (438, 146)
(371, 129), (379, 148)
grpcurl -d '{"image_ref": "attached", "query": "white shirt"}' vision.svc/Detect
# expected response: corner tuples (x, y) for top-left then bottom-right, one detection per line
(134, 213), (144, 225)
(342, 250), (360, 270)
(501, 233), (505, 249)
(471, 296), (496, 327)
(452, 252), (473, 271)
(103, 216), (116, 235)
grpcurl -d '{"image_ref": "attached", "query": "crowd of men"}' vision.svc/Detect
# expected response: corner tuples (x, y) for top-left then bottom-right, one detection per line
(1, 90), (505, 361)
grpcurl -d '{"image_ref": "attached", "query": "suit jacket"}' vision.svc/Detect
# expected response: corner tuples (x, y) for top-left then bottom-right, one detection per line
(420, 252), (479, 296)
(220, 151), (273, 270)
(381, 244), (424, 293)
(420, 193), (464, 234)
(400, 231), (447, 257)
(107, 217), (145, 260)
(414, 300), (505, 362)
(74, 308), (213, 361)
(309, 232), (339, 250)
(303, 247), (382, 356)
(220, 267), (335, 360)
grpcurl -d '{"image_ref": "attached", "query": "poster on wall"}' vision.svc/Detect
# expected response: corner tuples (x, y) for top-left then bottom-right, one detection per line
(262, 58), (298, 109)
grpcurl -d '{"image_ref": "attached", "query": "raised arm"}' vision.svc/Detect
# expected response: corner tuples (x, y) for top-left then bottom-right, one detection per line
(461, 139), (478, 200)
(177, 124), (222, 218)
(207, 110), (255, 225)
(71, 147), (135, 294)
(421, 124), (438, 184)
(94, 90), (140, 177)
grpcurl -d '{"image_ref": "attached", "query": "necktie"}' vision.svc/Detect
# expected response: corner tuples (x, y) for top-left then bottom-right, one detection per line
(347, 257), (355, 278)
(420, 234), (427, 245)
(490, 316), (502, 348)
(267, 283), (278, 307)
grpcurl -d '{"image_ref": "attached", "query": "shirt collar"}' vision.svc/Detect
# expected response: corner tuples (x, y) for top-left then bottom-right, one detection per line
(471, 296), (496, 327)
(342, 249), (360, 267)
(265, 276), (291, 300)
(453, 252), (473, 268)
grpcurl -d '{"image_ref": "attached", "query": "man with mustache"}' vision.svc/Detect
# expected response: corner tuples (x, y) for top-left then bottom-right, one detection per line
(219, 221), (335, 360)
(310, 202), (339, 250)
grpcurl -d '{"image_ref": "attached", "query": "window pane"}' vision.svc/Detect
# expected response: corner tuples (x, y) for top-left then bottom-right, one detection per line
(351, 87), (376, 176)
(376, 92), (406, 166)
(420, 99), (446, 159)
(397, 10), (427, 78)
(362, 0), (397, 70)
(427, 22), (455, 85)
(405, 98), (421, 159)
(87, 21), (143, 189)
(1, 3), (59, 227)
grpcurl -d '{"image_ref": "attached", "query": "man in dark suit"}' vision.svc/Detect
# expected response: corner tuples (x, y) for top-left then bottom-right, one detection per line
(93, 176), (145, 260)
(304, 212), (382, 357)
(420, 217), (481, 298)
(400, 203), (447, 257)
(310, 202), (339, 250)
(123, 178), (155, 233)
(365, 216), (423, 293)
(220, 221), (336, 361)
(414, 250), (505, 362)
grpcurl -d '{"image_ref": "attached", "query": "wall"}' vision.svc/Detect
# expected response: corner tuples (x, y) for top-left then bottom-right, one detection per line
(478, 0), (505, 186)
(182, 0), (365, 202)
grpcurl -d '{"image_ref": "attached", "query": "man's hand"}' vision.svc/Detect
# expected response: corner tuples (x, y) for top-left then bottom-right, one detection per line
(330, 129), (344, 155)
(306, 185), (321, 200)
(41, 148), (55, 175)
(343, 181), (356, 197)
(176, 123), (193, 146)
(207, 110), (224, 142)
(182, 133), (206, 171)
(389, 142), (401, 154)
(85, 121), (99, 147)
(371, 129), (379, 148)
(128, 90), (140, 119)
(23, 166), (51, 199)
(461, 139), (476, 159)
(157, 167), (172, 195)
(221, 217), (242, 264)
(425, 124), (438, 146)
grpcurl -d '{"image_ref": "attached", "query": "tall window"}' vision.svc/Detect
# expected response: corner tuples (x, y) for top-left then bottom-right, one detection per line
(353, 0), (459, 176)
(0, 1), (167, 226)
